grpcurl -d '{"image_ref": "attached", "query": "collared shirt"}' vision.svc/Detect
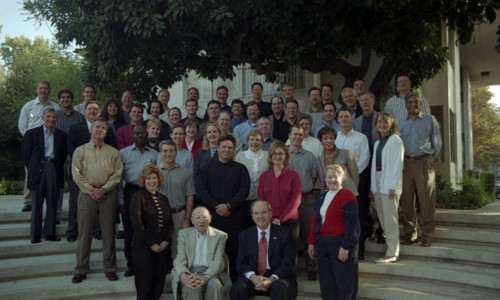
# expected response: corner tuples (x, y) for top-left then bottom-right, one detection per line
(56, 109), (86, 134)
(43, 125), (55, 158)
(158, 148), (194, 174)
(286, 136), (324, 158)
(384, 93), (431, 121)
(289, 147), (318, 193)
(193, 230), (208, 267)
(73, 102), (86, 115)
(231, 117), (247, 129)
(235, 149), (269, 200)
(120, 145), (158, 184)
(158, 163), (195, 209)
(261, 136), (277, 151)
(312, 122), (341, 138)
(72, 141), (123, 194)
(305, 108), (324, 129)
(399, 112), (442, 158)
(233, 121), (257, 148)
(18, 98), (60, 136)
(335, 129), (370, 173)
(311, 121), (340, 138)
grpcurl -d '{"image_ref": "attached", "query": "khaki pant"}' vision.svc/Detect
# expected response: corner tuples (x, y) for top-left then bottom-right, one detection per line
(75, 189), (117, 274)
(400, 156), (436, 240)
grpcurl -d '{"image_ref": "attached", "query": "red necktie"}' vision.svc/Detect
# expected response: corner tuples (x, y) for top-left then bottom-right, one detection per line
(258, 231), (267, 275)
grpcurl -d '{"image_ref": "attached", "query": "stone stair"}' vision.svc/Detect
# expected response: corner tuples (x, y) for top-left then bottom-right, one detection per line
(0, 195), (499, 299)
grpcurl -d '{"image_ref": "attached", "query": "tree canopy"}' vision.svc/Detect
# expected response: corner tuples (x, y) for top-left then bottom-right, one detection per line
(471, 86), (500, 170)
(0, 34), (82, 150)
(23, 0), (500, 101)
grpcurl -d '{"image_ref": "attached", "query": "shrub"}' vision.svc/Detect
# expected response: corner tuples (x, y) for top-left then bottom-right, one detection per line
(436, 171), (494, 209)
(0, 156), (24, 180)
(480, 172), (497, 201)
(0, 178), (24, 195)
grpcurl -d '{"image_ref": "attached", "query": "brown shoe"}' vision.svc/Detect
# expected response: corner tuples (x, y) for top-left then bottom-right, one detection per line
(421, 239), (432, 247)
(105, 272), (118, 281)
(72, 273), (87, 284)
(402, 237), (418, 245)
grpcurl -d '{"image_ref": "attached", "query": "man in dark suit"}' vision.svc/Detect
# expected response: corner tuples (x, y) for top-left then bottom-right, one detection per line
(22, 108), (67, 243)
(66, 100), (116, 242)
(231, 200), (297, 300)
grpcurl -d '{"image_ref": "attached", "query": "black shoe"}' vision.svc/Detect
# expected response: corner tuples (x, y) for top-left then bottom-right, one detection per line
(46, 235), (61, 242)
(116, 230), (125, 239)
(22, 205), (32, 212)
(307, 271), (317, 281)
(124, 269), (134, 277)
(31, 236), (41, 243)
(93, 233), (102, 240)
(67, 236), (77, 242)
(359, 253), (365, 260)
(55, 220), (61, 225)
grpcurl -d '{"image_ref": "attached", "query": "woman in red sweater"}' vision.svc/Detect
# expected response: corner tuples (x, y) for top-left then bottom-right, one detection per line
(257, 141), (301, 243)
(307, 164), (360, 300)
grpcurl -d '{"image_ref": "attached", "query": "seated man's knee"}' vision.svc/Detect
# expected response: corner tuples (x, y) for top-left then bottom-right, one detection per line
(207, 277), (223, 289)
(269, 279), (289, 295)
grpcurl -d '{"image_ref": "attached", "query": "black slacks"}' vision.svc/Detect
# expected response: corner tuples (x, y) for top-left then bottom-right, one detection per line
(132, 247), (170, 300)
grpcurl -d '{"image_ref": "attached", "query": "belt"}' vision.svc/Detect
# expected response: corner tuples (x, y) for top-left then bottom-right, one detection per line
(404, 154), (430, 160)
(171, 206), (186, 214)
(45, 157), (55, 162)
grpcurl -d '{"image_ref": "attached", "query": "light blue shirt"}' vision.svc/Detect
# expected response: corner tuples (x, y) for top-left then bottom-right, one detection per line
(312, 122), (341, 138)
(399, 112), (442, 158)
(233, 121), (257, 148)
(43, 125), (55, 158)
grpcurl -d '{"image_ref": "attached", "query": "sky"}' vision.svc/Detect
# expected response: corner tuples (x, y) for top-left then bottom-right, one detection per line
(1, 1), (500, 106)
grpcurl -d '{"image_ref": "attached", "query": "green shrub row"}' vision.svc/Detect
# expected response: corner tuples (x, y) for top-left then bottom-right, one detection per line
(436, 171), (497, 209)
(0, 178), (24, 195)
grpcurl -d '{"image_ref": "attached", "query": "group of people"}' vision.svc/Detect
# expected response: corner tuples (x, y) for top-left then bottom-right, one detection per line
(18, 74), (442, 300)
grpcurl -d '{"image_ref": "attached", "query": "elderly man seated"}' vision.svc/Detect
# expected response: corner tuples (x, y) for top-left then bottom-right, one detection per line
(172, 207), (232, 300)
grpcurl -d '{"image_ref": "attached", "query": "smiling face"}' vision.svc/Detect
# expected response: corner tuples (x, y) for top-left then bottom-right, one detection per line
(321, 86), (333, 102)
(285, 102), (298, 120)
(133, 125), (147, 147)
(359, 93), (375, 112)
(308, 89), (321, 106)
(321, 133), (336, 150)
(36, 82), (50, 101)
(168, 109), (181, 125)
(271, 96), (284, 114)
(217, 139), (235, 163)
(252, 84), (263, 100)
(298, 118), (312, 138)
(216, 88), (228, 105)
(85, 103), (100, 122)
(208, 103), (221, 120)
(160, 143), (177, 164)
(231, 102), (244, 117)
(397, 75), (411, 94)
(170, 127), (185, 146)
(289, 126), (304, 148)
(150, 102), (161, 117)
(257, 118), (272, 136)
(353, 80), (366, 95)
(246, 104), (260, 122)
(147, 124), (160, 139)
(188, 88), (199, 101)
(342, 90), (357, 109)
(325, 168), (343, 191)
(217, 112), (231, 132)
(271, 146), (287, 166)
(323, 104), (336, 123)
(107, 103), (118, 117)
(90, 120), (108, 140)
(58, 92), (73, 109)
(191, 207), (211, 234)
(251, 201), (272, 230)
(144, 173), (159, 194)
(83, 86), (96, 102)
(129, 106), (143, 124)
(157, 89), (170, 109)
(206, 125), (220, 145)
(42, 111), (58, 130)
(248, 134), (263, 152)
(376, 116), (393, 137)
(185, 123), (198, 138)
(186, 100), (198, 115)
(121, 91), (133, 107)
(405, 95), (422, 117)
(282, 85), (294, 99)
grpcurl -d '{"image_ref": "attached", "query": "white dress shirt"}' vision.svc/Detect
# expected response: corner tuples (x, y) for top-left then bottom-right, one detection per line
(335, 129), (370, 173)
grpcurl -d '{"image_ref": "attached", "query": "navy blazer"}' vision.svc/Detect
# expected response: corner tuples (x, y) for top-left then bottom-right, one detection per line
(236, 223), (297, 284)
(22, 125), (67, 190)
(67, 122), (117, 158)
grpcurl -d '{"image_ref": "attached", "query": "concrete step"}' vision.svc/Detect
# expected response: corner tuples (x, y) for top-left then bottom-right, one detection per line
(359, 255), (500, 291)
(0, 252), (128, 282)
(0, 238), (124, 259)
(434, 225), (500, 245)
(365, 240), (500, 266)
(0, 222), (69, 240)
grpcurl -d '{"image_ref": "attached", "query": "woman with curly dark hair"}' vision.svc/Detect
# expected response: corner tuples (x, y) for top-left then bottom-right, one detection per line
(101, 99), (128, 135)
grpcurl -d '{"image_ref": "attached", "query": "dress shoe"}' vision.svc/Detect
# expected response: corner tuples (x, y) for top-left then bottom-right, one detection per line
(367, 233), (376, 241)
(46, 235), (61, 242)
(22, 205), (31, 212)
(376, 235), (386, 244)
(93, 233), (102, 240)
(359, 253), (365, 260)
(421, 239), (432, 247)
(124, 269), (135, 277)
(374, 256), (398, 263)
(307, 271), (317, 281)
(72, 273), (87, 284)
(55, 220), (61, 225)
(402, 237), (419, 245)
(105, 272), (118, 281)
(31, 236), (41, 244)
